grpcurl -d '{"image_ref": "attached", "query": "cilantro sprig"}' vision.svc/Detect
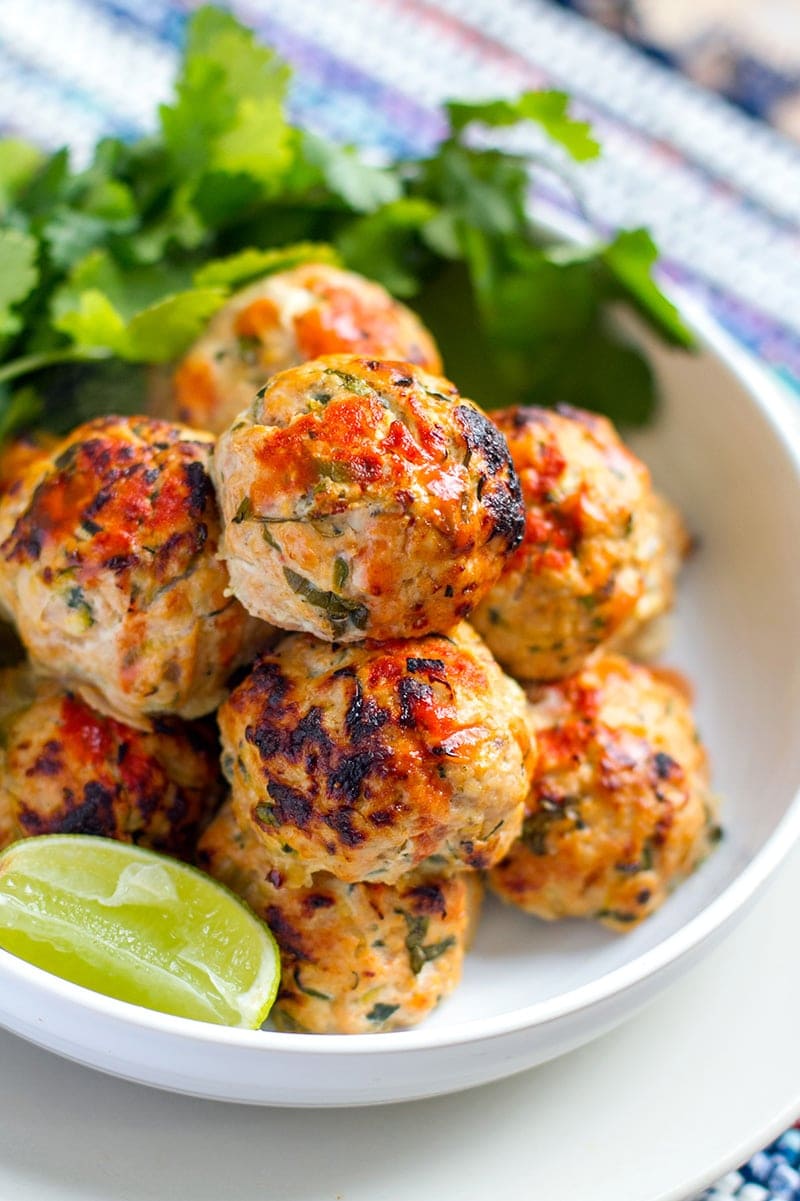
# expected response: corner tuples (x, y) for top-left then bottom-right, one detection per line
(0, 5), (692, 437)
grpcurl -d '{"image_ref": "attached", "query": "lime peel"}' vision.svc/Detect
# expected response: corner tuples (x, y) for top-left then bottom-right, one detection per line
(0, 835), (281, 1028)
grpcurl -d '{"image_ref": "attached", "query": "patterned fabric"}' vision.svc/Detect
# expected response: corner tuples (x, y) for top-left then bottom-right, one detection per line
(554, 1), (800, 139)
(2, 0), (800, 394)
(0, 2), (798, 1194)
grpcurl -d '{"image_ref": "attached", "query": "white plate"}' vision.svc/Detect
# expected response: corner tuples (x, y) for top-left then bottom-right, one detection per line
(0, 301), (799, 1105)
(1, 834), (799, 1201)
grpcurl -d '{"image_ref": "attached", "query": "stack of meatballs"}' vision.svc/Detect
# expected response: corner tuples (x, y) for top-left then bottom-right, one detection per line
(0, 262), (719, 1035)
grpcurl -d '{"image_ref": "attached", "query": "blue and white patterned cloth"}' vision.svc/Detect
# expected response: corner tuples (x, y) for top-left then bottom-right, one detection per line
(1, 3), (798, 1196)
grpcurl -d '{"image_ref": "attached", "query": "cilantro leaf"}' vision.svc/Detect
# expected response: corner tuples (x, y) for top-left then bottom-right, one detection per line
(0, 139), (44, 214)
(160, 5), (292, 182)
(336, 199), (438, 296)
(194, 242), (339, 289)
(447, 90), (600, 162)
(602, 229), (694, 347)
(0, 229), (39, 338)
(53, 266), (227, 363)
(123, 288), (228, 362)
(52, 290), (127, 354)
(299, 132), (402, 213)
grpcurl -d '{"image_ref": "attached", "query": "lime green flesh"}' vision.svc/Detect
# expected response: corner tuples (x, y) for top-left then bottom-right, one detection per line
(0, 836), (280, 1027)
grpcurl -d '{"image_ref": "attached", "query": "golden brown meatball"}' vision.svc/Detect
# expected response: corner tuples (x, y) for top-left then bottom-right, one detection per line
(471, 405), (660, 681)
(0, 666), (222, 857)
(219, 623), (534, 887)
(212, 355), (524, 641)
(611, 493), (691, 661)
(170, 263), (442, 434)
(0, 416), (270, 726)
(197, 801), (482, 1034)
(487, 653), (719, 931)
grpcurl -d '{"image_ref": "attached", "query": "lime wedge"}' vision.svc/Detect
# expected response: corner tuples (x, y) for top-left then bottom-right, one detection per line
(0, 835), (280, 1028)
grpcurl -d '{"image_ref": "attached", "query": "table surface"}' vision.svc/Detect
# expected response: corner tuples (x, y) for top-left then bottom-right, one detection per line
(1, 839), (799, 1201)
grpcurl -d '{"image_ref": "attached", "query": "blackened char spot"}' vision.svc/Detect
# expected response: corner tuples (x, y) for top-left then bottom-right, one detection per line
(406, 657), (445, 675)
(407, 882), (447, 917)
(105, 553), (139, 573)
(289, 707), (332, 757)
(25, 740), (63, 777)
(185, 460), (212, 516)
(305, 892), (335, 911)
(511, 405), (550, 430)
(246, 723), (282, 759)
(324, 808), (365, 847)
(55, 780), (115, 836)
(397, 677), (433, 728)
(84, 488), (112, 519)
(653, 751), (679, 780)
(455, 404), (511, 476)
(329, 749), (385, 803)
(483, 478), (525, 549)
(345, 679), (389, 742)
(264, 906), (308, 960)
(249, 658), (291, 711)
(266, 780), (312, 828)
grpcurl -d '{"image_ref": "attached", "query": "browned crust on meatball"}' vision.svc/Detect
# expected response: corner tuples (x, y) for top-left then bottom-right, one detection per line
(170, 263), (443, 434)
(0, 667), (222, 857)
(472, 405), (656, 680)
(487, 653), (719, 930)
(213, 356), (524, 641)
(0, 416), (269, 724)
(219, 624), (534, 886)
(197, 800), (483, 1033)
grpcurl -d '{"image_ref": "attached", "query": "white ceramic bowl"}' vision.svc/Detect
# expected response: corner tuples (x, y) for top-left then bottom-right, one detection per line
(0, 299), (799, 1107)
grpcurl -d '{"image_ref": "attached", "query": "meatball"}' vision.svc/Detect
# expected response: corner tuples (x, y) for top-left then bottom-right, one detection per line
(219, 623), (534, 887)
(487, 653), (719, 931)
(170, 263), (442, 434)
(0, 416), (270, 726)
(611, 493), (691, 661)
(212, 355), (524, 641)
(471, 405), (660, 681)
(197, 801), (482, 1034)
(0, 666), (222, 857)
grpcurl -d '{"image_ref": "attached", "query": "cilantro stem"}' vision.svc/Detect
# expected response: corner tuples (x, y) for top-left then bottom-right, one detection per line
(0, 347), (113, 387)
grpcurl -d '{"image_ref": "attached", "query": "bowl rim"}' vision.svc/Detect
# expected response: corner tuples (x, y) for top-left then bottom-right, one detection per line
(1, 295), (799, 1059)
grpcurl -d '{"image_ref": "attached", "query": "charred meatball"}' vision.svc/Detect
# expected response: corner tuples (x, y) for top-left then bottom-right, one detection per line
(0, 416), (270, 726)
(219, 623), (534, 887)
(611, 493), (691, 660)
(213, 355), (524, 641)
(488, 653), (718, 931)
(170, 263), (442, 434)
(198, 801), (482, 1033)
(471, 405), (661, 681)
(0, 666), (222, 857)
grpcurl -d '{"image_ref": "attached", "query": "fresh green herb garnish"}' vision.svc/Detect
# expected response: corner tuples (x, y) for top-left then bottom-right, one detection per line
(283, 567), (369, 634)
(397, 910), (457, 975)
(366, 1002), (400, 1023)
(0, 6), (692, 439)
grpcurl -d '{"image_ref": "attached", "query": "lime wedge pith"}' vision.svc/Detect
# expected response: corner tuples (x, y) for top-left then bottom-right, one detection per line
(0, 835), (280, 1028)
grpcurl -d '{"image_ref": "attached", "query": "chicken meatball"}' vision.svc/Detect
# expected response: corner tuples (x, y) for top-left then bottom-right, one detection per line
(170, 263), (442, 434)
(0, 416), (269, 726)
(0, 666), (222, 857)
(198, 801), (482, 1034)
(219, 623), (534, 887)
(471, 405), (661, 681)
(611, 493), (691, 661)
(213, 355), (524, 641)
(487, 653), (719, 931)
